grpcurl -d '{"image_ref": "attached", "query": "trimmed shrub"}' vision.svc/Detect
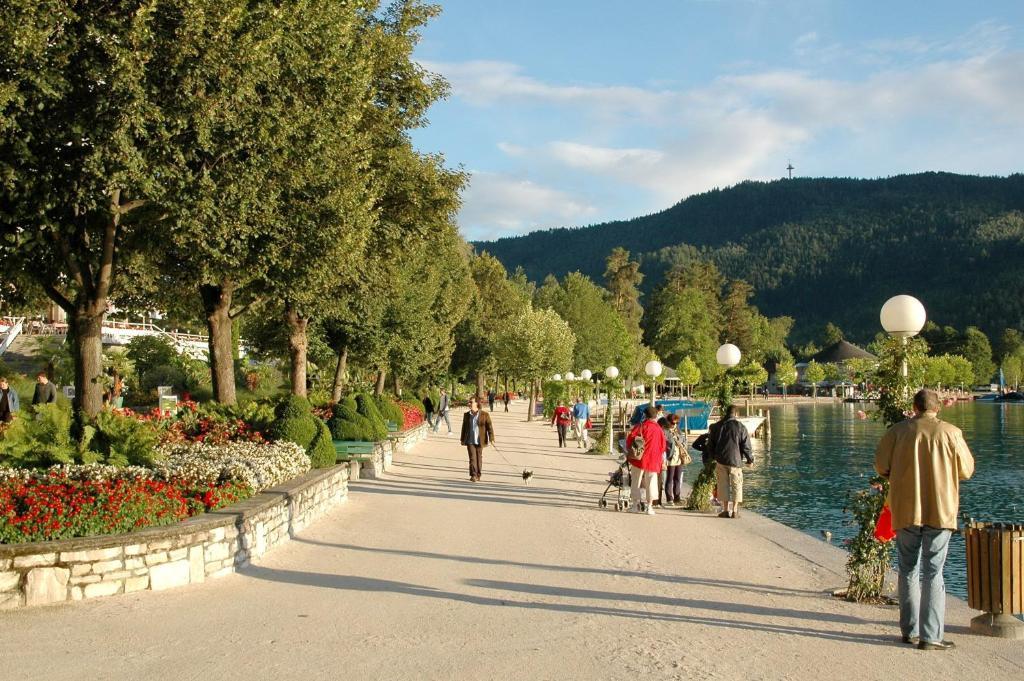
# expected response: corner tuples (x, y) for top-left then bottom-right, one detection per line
(267, 395), (334, 468)
(308, 420), (336, 469)
(92, 409), (162, 467)
(373, 394), (405, 429)
(328, 397), (376, 442)
(355, 393), (387, 440)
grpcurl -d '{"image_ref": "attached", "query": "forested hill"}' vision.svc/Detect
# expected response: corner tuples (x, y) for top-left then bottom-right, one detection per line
(473, 172), (1024, 341)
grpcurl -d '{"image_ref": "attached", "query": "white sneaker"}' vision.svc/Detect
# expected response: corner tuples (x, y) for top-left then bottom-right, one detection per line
(646, 507), (656, 516)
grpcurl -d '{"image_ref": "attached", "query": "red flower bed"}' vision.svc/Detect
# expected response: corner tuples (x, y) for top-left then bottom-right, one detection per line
(397, 402), (424, 429)
(115, 402), (264, 445)
(0, 473), (251, 544)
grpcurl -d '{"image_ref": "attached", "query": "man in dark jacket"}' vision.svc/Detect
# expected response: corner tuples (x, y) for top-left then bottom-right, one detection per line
(709, 405), (753, 518)
(32, 372), (57, 406)
(460, 395), (495, 482)
(422, 394), (435, 429)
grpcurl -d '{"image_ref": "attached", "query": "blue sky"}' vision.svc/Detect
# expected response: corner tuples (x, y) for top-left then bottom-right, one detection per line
(411, 1), (1024, 241)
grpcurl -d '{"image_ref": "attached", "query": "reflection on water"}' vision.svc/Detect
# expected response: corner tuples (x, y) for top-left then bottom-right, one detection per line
(685, 402), (1024, 599)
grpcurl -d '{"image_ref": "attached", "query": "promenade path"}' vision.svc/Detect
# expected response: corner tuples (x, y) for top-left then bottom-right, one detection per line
(1, 401), (1022, 680)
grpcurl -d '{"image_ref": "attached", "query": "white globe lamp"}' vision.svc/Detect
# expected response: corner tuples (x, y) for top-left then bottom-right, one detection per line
(644, 360), (663, 378)
(716, 343), (742, 368)
(604, 366), (619, 380)
(580, 369), (592, 381)
(565, 371), (576, 381)
(880, 295), (927, 338)
(552, 374), (562, 382)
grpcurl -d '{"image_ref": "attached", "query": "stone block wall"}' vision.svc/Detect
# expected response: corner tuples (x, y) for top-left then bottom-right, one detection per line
(0, 464), (350, 611)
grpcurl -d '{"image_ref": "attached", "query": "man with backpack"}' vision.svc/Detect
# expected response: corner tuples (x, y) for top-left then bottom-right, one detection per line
(625, 405), (666, 515)
(708, 405), (753, 518)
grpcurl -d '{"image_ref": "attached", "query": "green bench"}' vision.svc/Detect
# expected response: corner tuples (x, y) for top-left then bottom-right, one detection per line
(333, 440), (376, 463)
(386, 420), (399, 434)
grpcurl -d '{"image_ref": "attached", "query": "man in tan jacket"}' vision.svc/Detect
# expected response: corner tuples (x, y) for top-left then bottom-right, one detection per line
(875, 389), (974, 651)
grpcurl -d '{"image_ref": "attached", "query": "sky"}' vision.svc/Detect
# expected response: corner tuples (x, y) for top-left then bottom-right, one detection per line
(410, 1), (1024, 242)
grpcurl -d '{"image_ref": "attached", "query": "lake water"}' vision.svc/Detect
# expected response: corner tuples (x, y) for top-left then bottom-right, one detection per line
(686, 401), (1024, 599)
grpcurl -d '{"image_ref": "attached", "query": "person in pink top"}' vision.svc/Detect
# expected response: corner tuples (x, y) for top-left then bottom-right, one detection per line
(625, 405), (667, 515)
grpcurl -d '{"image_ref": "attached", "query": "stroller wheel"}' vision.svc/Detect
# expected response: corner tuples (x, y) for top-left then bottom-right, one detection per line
(638, 502), (647, 513)
(598, 499), (608, 508)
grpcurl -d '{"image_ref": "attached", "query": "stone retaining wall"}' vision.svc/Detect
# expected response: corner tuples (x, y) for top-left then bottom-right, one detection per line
(0, 462), (352, 610)
(0, 422), (429, 611)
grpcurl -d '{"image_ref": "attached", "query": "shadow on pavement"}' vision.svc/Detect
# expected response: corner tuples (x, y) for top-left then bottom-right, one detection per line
(238, 567), (899, 648)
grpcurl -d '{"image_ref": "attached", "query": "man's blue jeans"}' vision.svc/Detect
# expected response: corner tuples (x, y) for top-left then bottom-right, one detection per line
(433, 411), (450, 433)
(895, 526), (952, 643)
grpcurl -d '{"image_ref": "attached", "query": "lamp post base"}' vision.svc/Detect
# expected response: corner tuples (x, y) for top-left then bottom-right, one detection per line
(970, 613), (1024, 639)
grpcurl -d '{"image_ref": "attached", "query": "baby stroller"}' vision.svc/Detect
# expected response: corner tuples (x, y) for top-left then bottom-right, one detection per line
(598, 457), (633, 511)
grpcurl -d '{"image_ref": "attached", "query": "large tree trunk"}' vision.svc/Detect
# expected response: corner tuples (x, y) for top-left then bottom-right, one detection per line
(71, 306), (105, 419)
(392, 373), (402, 398)
(527, 378), (536, 422)
(200, 282), (237, 405)
(285, 304), (309, 397)
(374, 369), (386, 396)
(331, 346), (348, 403)
(475, 370), (485, 397)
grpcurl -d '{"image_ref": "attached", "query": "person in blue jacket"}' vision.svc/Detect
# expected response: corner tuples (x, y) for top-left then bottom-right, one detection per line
(0, 376), (20, 423)
(571, 396), (590, 448)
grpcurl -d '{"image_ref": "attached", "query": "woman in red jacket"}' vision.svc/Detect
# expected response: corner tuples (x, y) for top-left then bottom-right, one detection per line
(625, 405), (667, 515)
(551, 400), (573, 448)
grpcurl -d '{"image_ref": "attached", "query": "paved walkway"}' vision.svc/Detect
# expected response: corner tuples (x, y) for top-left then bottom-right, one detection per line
(1, 402), (1021, 680)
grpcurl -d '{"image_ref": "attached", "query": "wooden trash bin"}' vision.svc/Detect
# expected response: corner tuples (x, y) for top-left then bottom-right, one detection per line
(965, 521), (1024, 639)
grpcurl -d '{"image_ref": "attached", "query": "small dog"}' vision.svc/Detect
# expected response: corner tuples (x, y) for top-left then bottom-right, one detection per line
(521, 470), (534, 484)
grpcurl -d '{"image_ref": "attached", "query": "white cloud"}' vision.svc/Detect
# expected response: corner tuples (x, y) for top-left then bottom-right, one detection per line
(432, 22), (1024, 237)
(457, 172), (598, 241)
(421, 59), (676, 121)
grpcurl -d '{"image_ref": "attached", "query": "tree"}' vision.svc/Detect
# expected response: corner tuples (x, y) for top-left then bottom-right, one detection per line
(821, 322), (845, 347)
(997, 328), (1024, 362)
(947, 355), (974, 392)
(721, 280), (756, 355)
(0, 0), (176, 419)
(736, 361), (769, 399)
(677, 357), (701, 398)
(775, 358), (798, 398)
(646, 260), (723, 379)
(1002, 355), (1023, 391)
(532, 272), (634, 373)
(804, 360), (825, 398)
(960, 326), (996, 385)
(496, 306), (575, 421)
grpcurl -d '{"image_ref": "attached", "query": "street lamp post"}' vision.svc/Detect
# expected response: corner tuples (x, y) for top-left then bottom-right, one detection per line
(605, 365), (619, 453)
(880, 294), (927, 382)
(644, 360), (663, 406)
(716, 343), (742, 409)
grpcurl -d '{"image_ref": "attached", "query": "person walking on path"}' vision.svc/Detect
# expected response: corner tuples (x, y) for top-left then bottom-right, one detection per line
(572, 396), (590, 449)
(663, 414), (688, 507)
(422, 393), (435, 429)
(710, 405), (753, 518)
(502, 391), (510, 412)
(433, 388), (451, 434)
(625, 405), (666, 515)
(0, 377), (19, 423)
(551, 400), (573, 448)
(460, 395), (495, 482)
(487, 389), (496, 412)
(874, 389), (975, 651)
(32, 372), (57, 406)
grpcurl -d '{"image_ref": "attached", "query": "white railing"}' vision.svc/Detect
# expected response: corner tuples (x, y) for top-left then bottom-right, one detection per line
(0, 316), (26, 356)
(100, 319), (209, 360)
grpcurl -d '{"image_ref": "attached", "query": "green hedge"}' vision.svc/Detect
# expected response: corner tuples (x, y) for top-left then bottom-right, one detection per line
(354, 393), (387, 440)
(269, 395), (334, 468)
(373, 394), (405, 428)
(328, 397), (378, 442)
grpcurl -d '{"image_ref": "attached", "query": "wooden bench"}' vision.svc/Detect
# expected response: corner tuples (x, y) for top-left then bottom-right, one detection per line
(333, 440), (376, 462)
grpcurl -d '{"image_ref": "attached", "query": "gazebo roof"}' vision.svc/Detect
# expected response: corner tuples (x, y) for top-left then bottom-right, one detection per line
(810, 340), (876, 363)
(662, 366), (680, 381)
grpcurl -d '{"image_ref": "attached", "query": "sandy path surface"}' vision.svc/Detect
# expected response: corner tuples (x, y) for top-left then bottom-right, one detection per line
(1, 402), (1021, 680)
